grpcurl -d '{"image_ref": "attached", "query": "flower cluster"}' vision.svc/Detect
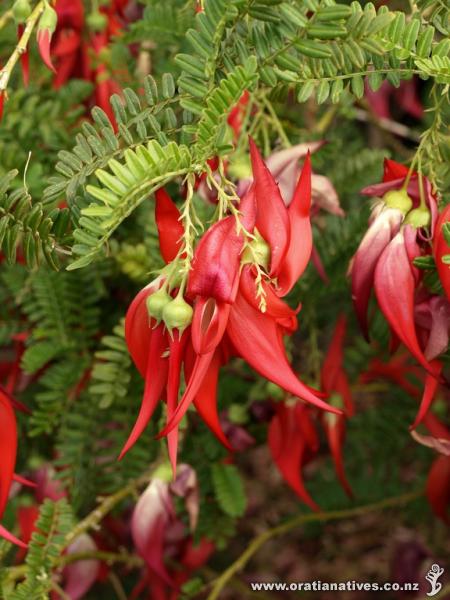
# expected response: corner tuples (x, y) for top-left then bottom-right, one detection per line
(123, 139), (341, 476)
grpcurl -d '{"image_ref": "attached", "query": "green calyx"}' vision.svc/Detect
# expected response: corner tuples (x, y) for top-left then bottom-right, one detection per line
(146, 287), (171, 322)
(13, 0), (31, 23)
(86, 11), (108, 32)
(383, 189), (413, 213)
(162, 295), (193, 335)
(38, 3), (57, 33)
(242, 231), (271, 270)
(404, 206), (431, 229)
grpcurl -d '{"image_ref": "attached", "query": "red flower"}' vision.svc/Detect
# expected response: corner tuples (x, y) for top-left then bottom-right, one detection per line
(434, 204), (450, 302)
(268, 401), (320, 510)
(123, 141), (340, 473)
(0, 390), (26, 547)
(320, 315), (354, 498)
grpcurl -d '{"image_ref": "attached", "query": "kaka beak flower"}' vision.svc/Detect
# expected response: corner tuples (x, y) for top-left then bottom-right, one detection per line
(63, 534), (100, 600)
(0, 390), (26, 547)
(320, 315), (354, 498)
(423, 415), (450, 524)
(434, 204), (450, 302)
(268, 401), (320, 510)
(36, 3), (58, 73)
(125, 143), (340, 472)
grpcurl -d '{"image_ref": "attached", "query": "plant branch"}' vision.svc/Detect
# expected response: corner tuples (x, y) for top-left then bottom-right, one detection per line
(206, 489), (423, 600)
(0, 1), (46, 93)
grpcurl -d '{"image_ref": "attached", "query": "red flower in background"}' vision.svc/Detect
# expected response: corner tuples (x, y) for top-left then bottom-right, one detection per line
(350, 159), (448, 428)
(434, 204), (450, 302)
(0, 389), (26, 547)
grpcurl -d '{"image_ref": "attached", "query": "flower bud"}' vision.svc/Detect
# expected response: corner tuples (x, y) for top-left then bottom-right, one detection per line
(12, 0), (31, 23)
(146, 287), (171, 322)
(404, 206), (431, 229)
(38, 3), (57, 34)
(162, 295), (193, 334)
(86, 11), (108, 32)
(383, 189), (413, 213)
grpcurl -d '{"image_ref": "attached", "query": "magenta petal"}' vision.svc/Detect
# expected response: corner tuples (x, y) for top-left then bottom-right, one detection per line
(350, 207), (403, 339)
(132, 479), (174, 586)
(64, 534), (100, 600)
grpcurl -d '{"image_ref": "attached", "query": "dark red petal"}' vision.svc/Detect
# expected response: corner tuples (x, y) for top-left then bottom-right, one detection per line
(276, 153), (313, 296)
(426, 455), (450, 524)
(157, 350), (215, 438)
(191, 297), (230, 355)
(268, 403), (320, 510)
(191, 349), (233, 450)
(374, 232), (437, 376)
(0, 92), (4, 122)
(249, 138), (290, 276)
(311, 246), (329, 283)
(125, 284), (156, 377)
(227, 291), (340, 414)
(187, 216), (243, 304)
(119, 325), (168, 459)
(324, 416), (353, 498)
(37, 29), (56, 73)
(410, 363), (442, 430)
(321, 315), (347, 394)
(155, 188), (184, 264)
(383, 159), (409, 182)
(0, 390), (17, 517)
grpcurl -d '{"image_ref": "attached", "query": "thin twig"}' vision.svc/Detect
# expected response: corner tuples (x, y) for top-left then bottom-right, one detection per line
(206, 489), (423, 600)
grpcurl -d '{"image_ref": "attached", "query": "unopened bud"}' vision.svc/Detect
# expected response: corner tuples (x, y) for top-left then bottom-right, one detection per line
(86, 11), (108, 32)
(162, 295), (193, 334)
(383, 189), (413, 213)
(404, 206), (431, 229)
(146, 287), (171, 322)
(38, 3), (57, 34)
(13, 0), (31, 23)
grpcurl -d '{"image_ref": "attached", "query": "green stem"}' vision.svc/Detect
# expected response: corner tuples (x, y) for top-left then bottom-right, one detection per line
(206, 489), (423, 600)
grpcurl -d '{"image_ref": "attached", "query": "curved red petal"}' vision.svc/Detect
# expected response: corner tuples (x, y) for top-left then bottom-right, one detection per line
(374, 232), (437, 376)
(434, 205), (450, 302)
(119, 325), (168, 459)
(268, 403), (320, 510)
(155, 188), (184, 264)
(37, 29), (56, 73)
(276, 153), (313, 296)
(249, 138), (290, 276)
(0, 390), (17, 517)
(227, 292), (340, 414)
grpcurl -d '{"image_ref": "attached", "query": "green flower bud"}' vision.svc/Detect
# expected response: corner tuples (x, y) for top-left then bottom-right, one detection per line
(146, 287), (171, 322)
(86, 11), (108, 32)
(383, 189), (413, 213)
(162, 295), (193, 334)
(13, 0), (31, 23)
(404, 206), (431, 229)
(38, 3), (57, 33)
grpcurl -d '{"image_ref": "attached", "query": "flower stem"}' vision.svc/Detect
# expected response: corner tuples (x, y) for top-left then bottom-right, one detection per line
(206, 489), (423, 600)
(0, 1), (47, 93)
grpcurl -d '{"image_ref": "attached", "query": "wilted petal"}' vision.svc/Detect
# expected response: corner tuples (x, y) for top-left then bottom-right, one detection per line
(170, 464), (199, 531)
(132, 478), (175, 585)
(64, 534), (100, 600)
(411, 430), (450, 456)
(311, 174), (343, 216)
